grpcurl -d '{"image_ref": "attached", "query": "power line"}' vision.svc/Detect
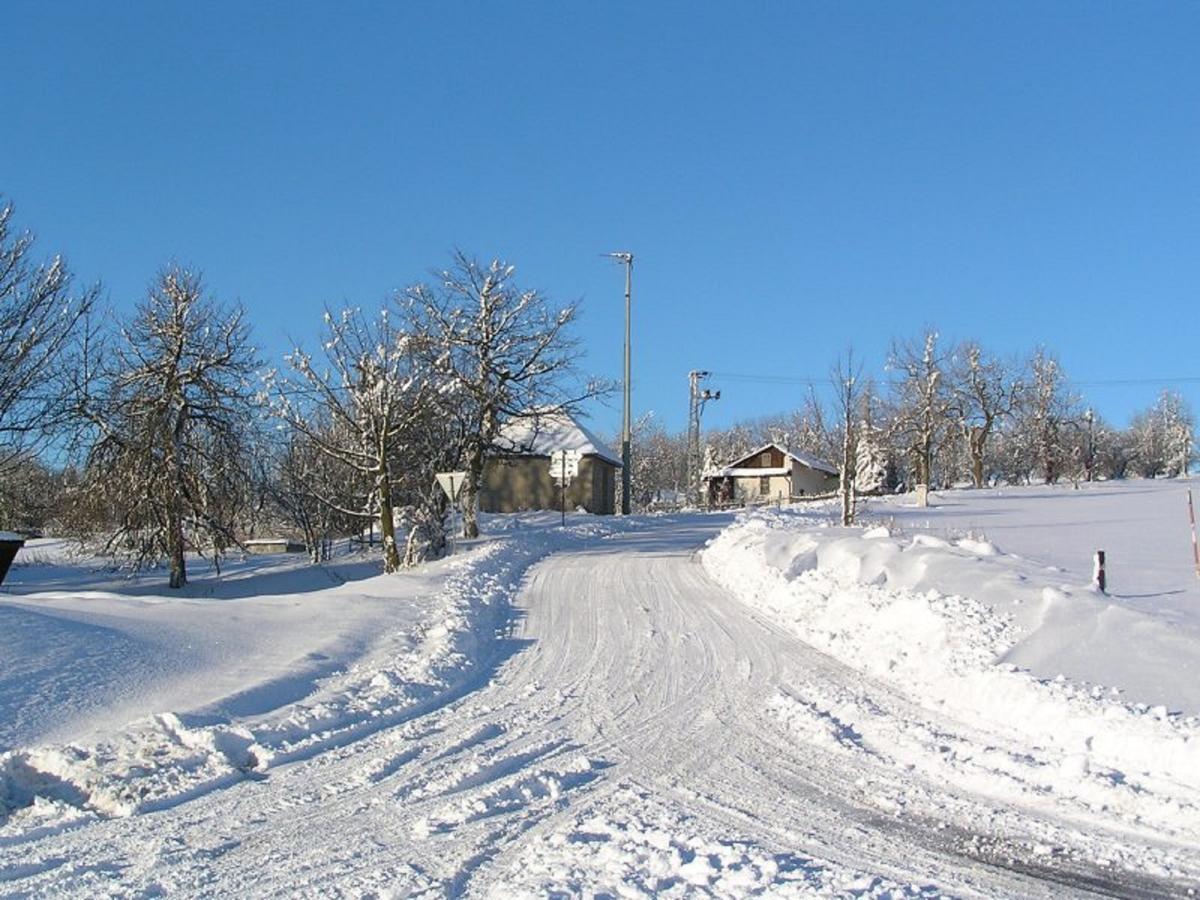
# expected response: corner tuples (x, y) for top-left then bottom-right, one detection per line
(1071, 376), (1200, 388)
(711, 370), (1200, 389)
(712, 372), (825, 386)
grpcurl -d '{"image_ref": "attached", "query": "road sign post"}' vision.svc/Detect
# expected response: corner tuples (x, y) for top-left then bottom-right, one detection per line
(549, 450), (581, 527)
(435, 471), (468, 554)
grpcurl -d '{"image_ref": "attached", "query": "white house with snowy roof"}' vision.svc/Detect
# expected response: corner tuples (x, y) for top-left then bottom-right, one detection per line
(480, 411), (622, 515)
(703, 442), (839, 505)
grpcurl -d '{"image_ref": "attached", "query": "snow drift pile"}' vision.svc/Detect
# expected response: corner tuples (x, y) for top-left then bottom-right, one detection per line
(702, 510), (1200, 848)
(0, 515), (632, 835)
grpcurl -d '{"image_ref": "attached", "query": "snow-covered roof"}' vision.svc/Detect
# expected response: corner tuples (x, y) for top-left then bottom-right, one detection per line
(493, 412), (623, 467)
(717, 442), (839, 477)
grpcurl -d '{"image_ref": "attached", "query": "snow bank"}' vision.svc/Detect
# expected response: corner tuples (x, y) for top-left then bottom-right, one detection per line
(702, 511), (1200, 845)
(0, 515), (635, 836)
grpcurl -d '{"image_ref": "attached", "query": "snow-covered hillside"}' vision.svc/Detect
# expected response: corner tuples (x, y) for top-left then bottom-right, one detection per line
(1, 484), (1199, 896)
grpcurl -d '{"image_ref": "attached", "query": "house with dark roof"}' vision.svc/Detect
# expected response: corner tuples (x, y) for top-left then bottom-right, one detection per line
(703, 442), (839, 505)
(479, 411), (622, 515)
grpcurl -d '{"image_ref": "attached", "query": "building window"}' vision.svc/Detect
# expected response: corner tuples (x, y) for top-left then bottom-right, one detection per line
(759, 476), (770, 495)
(760, 452), (772, 466)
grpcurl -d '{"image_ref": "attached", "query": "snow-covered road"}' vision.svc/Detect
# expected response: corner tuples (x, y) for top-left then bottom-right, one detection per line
(5, 518), (1197, 897)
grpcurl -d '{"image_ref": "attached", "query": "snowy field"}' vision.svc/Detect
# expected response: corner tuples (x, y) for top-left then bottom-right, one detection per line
(1, 484), (1199, 896)
(0, 542), (426, 751)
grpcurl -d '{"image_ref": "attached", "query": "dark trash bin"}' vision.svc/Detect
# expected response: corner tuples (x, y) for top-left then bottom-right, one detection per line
(0, 533), (26, 586)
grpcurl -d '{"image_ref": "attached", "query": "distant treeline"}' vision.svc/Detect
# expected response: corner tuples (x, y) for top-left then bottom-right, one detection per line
(624, 333), (1194, 509)
(0, 198), (597, 584)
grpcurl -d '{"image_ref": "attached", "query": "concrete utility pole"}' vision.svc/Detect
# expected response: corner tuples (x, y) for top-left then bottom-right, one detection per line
(1083, 408), (1096, 482)
(687, 370), (720, 506)
(607, 252), (634, 515)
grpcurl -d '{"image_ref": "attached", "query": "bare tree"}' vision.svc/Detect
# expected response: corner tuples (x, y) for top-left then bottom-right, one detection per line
(831, 349), (862, 525)
(854, 385), (892, 496)
(258, 427), (361, 563)
(73, 266), (259, 587)
(623, 412), (689, 510)
(1128, 391), (1195, 478)
(273, 306), (437, 573)
(0, 199), (98, 479)
(0, 452), (61, 534)
(1015, 348), (1080, 484)
(946, 341), (1019, 488)
(407, 252), (597, 538)
(889, 330), (947, 488)
(703, 421), (757, 471)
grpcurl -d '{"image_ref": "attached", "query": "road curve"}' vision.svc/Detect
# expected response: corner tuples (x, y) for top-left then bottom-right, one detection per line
(2, 521), (1194, 897)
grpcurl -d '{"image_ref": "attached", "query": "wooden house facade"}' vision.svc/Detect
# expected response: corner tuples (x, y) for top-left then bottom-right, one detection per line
(704, 442), (839, 505)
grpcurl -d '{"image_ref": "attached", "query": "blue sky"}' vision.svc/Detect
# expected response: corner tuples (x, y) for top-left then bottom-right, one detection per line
(4, 2), (1198, 434)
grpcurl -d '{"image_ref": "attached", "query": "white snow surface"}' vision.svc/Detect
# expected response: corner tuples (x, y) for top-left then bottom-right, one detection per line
(702, 508), (1200, 853)
(2, 485), (1200, 896)
(870, 478), (1200, 626)
(493, 411), (622, 465)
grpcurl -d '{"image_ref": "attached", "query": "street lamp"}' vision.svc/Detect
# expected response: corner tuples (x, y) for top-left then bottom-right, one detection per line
(606, 251), (634, 515)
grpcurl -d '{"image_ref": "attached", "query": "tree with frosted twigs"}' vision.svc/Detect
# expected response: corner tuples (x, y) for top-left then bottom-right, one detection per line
(71, 266), (259, 588)
(1129, 391), (1195, 478)
(854, 386), (890, 496)
(946, 340), (1019, 488)
(831, 348), (862, 525)
(1012, 348), (1080, 484)
(254, 425), (362, 564)
(0, 199), (98, 515)
(703, 421), (756, 472)
(889, 329), (947, 489)
(620, 413), (688, 510)
(406, 252), (601, 539)
(1087, 413), (1132, 481)
(271, 306), (442, 573)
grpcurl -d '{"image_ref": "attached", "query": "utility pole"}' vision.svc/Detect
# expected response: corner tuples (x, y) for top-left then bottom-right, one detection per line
(1083, 408), (1096, 482)
(687, 370), (720, 507)
(607, 252), (634, 514)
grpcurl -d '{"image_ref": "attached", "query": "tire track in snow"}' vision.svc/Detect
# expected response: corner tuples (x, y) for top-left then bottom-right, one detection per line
(4, 517), (1199, 896)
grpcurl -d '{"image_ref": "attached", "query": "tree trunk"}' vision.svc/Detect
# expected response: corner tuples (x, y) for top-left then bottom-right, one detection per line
(841, 425), (854, 526)
(461, 440), (485, 539)
(167, 506), (187, 589)
(916, 441), (932, 488)
(428, 493), (448, 558)
(166, 430), (188, 588)
(377, 465), (401, 573)
(301, 515), (322, 565)
(969, 426), (987, 488)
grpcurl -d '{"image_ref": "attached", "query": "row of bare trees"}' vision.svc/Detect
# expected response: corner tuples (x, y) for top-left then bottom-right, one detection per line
(627, 330), (1195, 518)
(0, 198), (593, 585)
(268, 255), (591, 573)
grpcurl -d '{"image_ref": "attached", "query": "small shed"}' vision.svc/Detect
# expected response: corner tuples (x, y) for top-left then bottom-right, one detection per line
(479, 412), (622, 515)
(704, 442), (839, 505)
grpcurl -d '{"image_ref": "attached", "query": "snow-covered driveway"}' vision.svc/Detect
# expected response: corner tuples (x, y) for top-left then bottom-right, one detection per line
(3, 519), (1198, 896)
